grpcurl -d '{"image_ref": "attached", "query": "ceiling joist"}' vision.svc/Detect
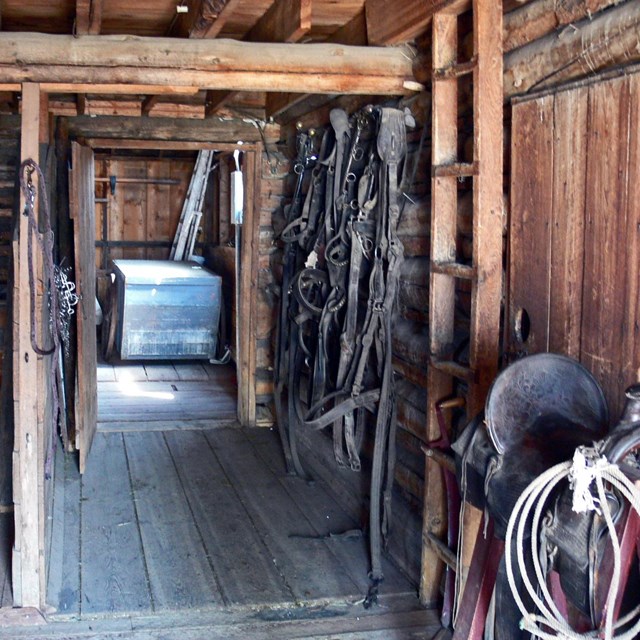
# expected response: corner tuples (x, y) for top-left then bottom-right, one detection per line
(190, 0), (243, 39)
(265, 9), (368, 121)
(75, 0), (104, 36)
(0, 34), (418, 96)
(206, 0), (312, 117)
(365, 0), (469, 45)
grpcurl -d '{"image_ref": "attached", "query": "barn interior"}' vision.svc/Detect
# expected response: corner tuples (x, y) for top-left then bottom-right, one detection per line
(0, 1), (639, 639)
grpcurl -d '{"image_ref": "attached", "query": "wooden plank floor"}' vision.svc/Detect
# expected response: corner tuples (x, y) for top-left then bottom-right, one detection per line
(97, 360), (238, 431)
(46, 426), (419, 620)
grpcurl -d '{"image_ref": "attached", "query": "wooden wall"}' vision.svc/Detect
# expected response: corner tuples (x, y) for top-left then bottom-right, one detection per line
(508, 70), (640, 423)
(94, 155), (196, 268)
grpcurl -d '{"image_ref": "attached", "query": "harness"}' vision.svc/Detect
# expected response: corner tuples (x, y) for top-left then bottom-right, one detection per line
(20, 159), (78, 477)
(274, 106), (413, 606)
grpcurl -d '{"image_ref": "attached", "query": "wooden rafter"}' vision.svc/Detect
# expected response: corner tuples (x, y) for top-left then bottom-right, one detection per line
(76, 93), (87, 115)
(0, 34), (417, 96)
(365, 0), (470, 45)
(265, 9), (368, 121)
(190, 0), (243, 39)
(206, 0), (312, 117)
(141, 94), (160, 116)
(75, 0), (103, 36)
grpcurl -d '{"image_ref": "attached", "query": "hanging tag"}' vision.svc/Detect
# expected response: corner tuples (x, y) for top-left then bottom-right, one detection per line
(231, 170), (243, 225)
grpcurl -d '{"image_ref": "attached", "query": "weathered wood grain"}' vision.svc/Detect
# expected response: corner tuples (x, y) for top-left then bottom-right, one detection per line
(504, 1), (640, 97)
(503, 0), (622, 53)
(581, 76), (631, 417)
(46, 447), (80, 615)
(164, 429), (291, 605)
(507, 95), (555, 355)
(0, 33), (416, 96)
(548, 86), (588, 358)
(80, 432), (151, 614)
(206, 428), (361, 600)
(245, 428), (415, 595)
(123, 431), (223, 609)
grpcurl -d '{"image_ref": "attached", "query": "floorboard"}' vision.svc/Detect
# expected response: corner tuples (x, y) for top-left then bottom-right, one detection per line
(98, 419), (240, 433)
(46, 446), (81, 615)
(143, 363), (177, 381)
(123, 431), (223, 610)
(113, 364), (148, 383)
(3, 596), (440, 639)
(173, 363), (209, 381)
(164, 430), (292, 605)
(96, 363), (116, 382)
(245, 428), (415, 596)
(46, 427), (420, 623)
(97, 362), (237, 427)
(80, 432), (151, 616)
(205, 429), (362, 601)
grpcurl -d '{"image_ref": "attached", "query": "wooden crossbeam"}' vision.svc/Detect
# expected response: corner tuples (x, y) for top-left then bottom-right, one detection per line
(205, 0), (312, 117)
(75, 0), (103, 35)
(0, 34), (417, 96)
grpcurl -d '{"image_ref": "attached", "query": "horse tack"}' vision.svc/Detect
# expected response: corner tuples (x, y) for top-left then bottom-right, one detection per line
(454, 354), (640, 638)
(274, 105), (412, 605)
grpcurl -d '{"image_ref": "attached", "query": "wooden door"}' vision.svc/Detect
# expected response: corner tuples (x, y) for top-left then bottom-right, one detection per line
(508, 73), (640, 420)
(70, 141), (98, 473)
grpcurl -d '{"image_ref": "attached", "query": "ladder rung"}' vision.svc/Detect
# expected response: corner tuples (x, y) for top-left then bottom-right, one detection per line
(431, 358), (476, 383)
(431, 261), (475, 280)
(425, 532), (457, 570)
(432, 161), (478, 178)
(422, 446), (456, 474)
(433, 57), (477, 80)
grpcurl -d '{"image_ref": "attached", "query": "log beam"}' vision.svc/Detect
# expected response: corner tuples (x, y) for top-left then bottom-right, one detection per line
(0, 33), (418, 96)
(503, 0), (623, 53)
(504, 0), (640, 97)
(65, 114), (280, 144)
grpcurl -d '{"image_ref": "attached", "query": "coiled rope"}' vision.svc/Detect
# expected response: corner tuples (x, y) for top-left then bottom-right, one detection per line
(505, 445), (640, 640)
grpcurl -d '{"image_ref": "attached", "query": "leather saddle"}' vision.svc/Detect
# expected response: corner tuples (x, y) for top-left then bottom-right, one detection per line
(454, 353), (640, 636)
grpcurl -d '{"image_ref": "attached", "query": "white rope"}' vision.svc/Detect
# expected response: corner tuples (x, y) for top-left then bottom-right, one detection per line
(504, 445), (640, 640)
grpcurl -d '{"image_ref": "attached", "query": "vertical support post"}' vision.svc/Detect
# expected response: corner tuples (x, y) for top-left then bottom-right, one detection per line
(13, 82), (44, 608)
(237, 147), (260, 427)
(459, 0), (504, 579)
(421, 13), (458, 606)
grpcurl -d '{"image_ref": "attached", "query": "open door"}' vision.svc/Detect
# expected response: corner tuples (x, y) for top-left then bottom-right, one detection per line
(70, 141), (97, 473)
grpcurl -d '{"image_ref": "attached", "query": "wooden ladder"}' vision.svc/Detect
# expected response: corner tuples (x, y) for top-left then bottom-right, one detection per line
(170, 149), (215, 261)
(420, 0), (504, 617)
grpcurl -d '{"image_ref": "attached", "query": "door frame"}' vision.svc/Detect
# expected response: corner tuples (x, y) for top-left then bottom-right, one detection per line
(13, 94), (262, 604)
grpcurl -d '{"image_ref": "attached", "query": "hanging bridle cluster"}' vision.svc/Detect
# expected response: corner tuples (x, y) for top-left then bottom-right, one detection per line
(274, 105), (413, 605)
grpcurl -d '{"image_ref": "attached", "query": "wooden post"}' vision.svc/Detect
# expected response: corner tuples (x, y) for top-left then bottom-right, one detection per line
(237, 148), (260, 427)
(13, 82), (44, 608)
(421, 13), (457, 606)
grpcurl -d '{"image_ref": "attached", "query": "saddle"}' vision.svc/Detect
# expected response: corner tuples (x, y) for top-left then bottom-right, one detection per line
(454, 353), (640, 637)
